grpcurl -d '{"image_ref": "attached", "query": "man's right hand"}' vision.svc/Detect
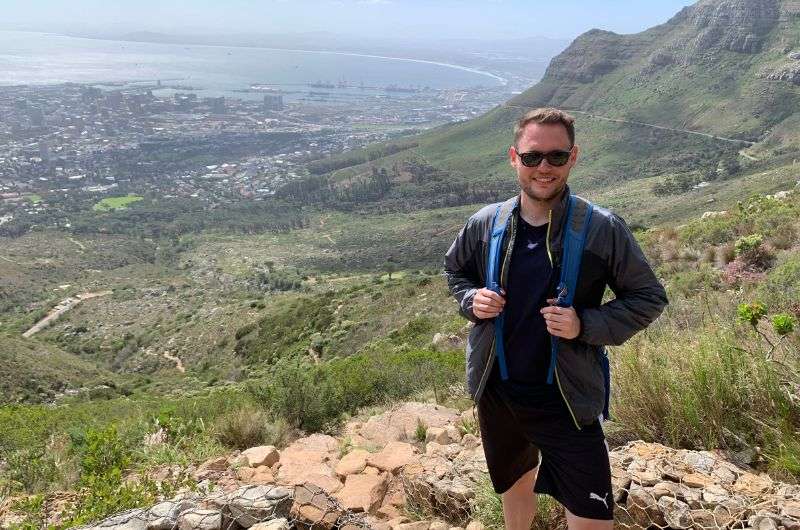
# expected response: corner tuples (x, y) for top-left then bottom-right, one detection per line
(472, 288), (506, 319)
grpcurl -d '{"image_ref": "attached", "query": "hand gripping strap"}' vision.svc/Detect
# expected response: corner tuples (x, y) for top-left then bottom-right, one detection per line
(485, 197), (517, 381)
(547, 195), (593, 384)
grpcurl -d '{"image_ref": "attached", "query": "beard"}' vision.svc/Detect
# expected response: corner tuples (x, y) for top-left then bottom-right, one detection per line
(519, 177), (566, 203)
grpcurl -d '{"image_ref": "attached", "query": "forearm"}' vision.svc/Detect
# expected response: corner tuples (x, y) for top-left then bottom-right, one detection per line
(577, 285), (668, 345)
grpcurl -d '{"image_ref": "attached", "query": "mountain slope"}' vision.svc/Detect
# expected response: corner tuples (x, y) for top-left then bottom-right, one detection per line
(293, 0), (800, 225)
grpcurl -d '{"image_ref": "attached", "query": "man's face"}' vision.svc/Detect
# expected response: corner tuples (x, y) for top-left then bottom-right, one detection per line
(508, 122), (578, 203)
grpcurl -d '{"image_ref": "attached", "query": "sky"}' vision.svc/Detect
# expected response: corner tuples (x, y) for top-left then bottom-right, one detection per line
(2, 0), (698, 41)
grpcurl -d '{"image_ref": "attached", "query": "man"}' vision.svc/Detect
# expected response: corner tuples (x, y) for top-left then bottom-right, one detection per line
(443, 108), (667, 530)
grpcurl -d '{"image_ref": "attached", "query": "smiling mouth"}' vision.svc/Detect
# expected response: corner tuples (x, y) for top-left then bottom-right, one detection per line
(533, 176), (557, 184)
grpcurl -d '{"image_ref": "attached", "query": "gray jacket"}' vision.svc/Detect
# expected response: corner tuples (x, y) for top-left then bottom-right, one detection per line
(443, 187), (668, 428)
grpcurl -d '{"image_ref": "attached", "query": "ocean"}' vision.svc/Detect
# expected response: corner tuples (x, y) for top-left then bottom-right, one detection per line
(0, 30), (506, 100)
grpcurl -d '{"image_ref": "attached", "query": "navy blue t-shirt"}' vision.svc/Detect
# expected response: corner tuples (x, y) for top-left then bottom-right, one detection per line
(489, 217), (557, 389)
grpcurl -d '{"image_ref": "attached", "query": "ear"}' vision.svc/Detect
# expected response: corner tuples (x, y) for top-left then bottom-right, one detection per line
(508, 146), (517, 167)
(569, 145), (580, 167)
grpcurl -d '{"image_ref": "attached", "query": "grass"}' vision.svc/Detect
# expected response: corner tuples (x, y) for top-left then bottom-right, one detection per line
(92, 195), (144, 212)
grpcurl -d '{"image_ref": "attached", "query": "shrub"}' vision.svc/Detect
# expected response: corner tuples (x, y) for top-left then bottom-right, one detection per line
(772, 313), (795, 336)
(737, 301), (767, 328)
(734, 234), (763, 256)
(612, 309), (800, 477)
(415, 419), (427, 443)
(759, 252), (800, 310)
(213, 406), (272, 450)
(3, 447), (60, 494)
(668, 265), (721, 297)
(248, 348), (462, 432)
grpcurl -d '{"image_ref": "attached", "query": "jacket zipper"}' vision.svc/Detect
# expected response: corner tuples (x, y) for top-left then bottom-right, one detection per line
(547, 209), (582, 431)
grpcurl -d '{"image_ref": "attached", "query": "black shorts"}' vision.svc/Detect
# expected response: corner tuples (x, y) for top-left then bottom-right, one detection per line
(476, 379), (614, 520)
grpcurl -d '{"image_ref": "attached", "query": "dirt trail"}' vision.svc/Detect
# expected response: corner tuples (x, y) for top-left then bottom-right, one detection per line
(505, 105), (757, 146)
(162, 352), (185, 373)
(23, 291), (113, 338)
(571, 110), (757, 146)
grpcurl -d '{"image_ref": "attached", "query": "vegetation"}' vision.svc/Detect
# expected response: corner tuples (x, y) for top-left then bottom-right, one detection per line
(92, 194), (144, 212)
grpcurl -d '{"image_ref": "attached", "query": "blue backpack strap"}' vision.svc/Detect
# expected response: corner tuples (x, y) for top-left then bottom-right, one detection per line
(547, 195), (594, 384)
(486, 197), (517, 381)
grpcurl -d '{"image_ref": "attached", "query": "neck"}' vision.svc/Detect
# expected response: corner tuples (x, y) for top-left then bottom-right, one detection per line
(519, 191), (561, 226)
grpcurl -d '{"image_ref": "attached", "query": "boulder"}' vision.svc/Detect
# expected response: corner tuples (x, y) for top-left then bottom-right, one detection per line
(396, 522), (430, 530)
(147, 499), (199, 530)
(290, 482), (342, 530)
(177, 510), (222, 530)
(239, 446), (280, 468)
(336, 449), (370, 477)
(358, 403), (460, 445)
(250, 518), (290, 530)
(367, 442), (419, 473)
(276, 435), (340, 486)
(334, 473), (390, 513)
(223, 485), (293, 528)
(237, 466), (275, 484)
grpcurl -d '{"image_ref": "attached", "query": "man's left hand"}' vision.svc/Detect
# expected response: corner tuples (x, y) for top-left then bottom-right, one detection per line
(541, 300), (581, 340)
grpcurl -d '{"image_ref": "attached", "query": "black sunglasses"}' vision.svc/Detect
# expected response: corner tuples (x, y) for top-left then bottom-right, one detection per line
(517, 149), (572, 168)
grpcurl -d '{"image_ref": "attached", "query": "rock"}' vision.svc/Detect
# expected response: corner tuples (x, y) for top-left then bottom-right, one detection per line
(334, 473), (390, 513)
(425, 442), (461, 460)
(306, 473), (344, 494)
(683, 472), (715, 488)
(444, 425), (462, 443)
(276, 436), (339, 486)
(147, 499), (198, 530)
(86, 509), (149, 530)
(336, 449), (370, 477)
(749, 513), (780, 530)
(238, 466), (276, 485)
(290, 482), (342, 530)
(465, 521), (485, 530)
(367, 442), (419, 473)
(359, 403), (460, 445)
(657, 496), (691, 528)
(396, 522), (430, 530)
(701, 484), (730, 504)
(194, 456), (229, 480)
(240, 446), (280, 468)
(425, 427), (449, 445)
(460, 434), (480, 450)
(457, 409), (476, 428)
(429, 521), (449, 530)
(733, 472), (773, 496)
(177, 509), (222, 530)
(432, 333), (463, 351)
(224, 484), (293, 528)
(782, 500), (800, 519)
(250, 518), (290, 530)
(386, 517), (411, 530)
(626, 483), (666, 528)
(631, 470), (660, 487)
(682, 450), (716, 474)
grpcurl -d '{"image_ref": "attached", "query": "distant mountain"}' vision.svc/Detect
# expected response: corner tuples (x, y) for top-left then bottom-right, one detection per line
(301, 0), (800, 225)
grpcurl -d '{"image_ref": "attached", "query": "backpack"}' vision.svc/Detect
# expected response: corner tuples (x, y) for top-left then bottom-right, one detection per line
(485, 194), (611, 420)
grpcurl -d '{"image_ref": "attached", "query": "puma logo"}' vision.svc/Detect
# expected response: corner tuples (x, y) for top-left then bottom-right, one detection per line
(589, 492), (609, 509)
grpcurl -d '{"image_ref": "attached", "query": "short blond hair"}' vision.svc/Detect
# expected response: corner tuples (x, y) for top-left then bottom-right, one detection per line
(513, 107), (576, 148)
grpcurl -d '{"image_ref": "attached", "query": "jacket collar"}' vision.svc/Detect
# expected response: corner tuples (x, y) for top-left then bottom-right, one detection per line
(510, 185), (571, 254)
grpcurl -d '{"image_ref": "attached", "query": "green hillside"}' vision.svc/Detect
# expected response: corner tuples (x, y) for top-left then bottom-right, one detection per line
(279, 0), (800, 228)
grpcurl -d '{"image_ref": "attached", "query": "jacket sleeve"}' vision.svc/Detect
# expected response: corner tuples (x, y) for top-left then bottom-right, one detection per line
(444, 216), (483, 324)
(577, 214), (668, 346)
